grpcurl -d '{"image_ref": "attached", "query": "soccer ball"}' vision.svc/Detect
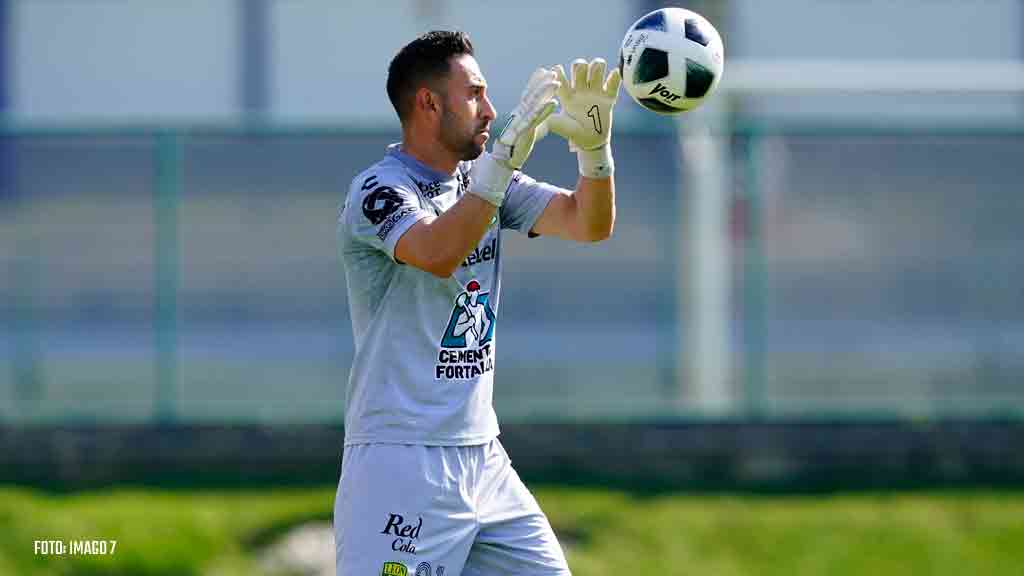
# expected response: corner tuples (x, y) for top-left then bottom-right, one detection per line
(619, 7), (725, 115)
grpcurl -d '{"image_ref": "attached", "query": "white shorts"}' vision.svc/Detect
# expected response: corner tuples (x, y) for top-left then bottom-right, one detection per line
(334, 439), (571, 576)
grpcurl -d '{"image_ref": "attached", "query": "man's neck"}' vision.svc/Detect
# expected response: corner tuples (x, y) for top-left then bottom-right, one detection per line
(402, 130), (458, 175)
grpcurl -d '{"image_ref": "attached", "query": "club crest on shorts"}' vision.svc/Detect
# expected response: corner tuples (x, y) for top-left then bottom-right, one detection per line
(435, 280), (496, 380)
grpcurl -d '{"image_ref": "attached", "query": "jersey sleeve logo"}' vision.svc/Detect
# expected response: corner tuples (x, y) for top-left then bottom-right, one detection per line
(362, 186), (405, 225)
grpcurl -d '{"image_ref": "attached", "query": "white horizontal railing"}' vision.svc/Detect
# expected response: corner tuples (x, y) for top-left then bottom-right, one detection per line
(722, 59), (1024, 94)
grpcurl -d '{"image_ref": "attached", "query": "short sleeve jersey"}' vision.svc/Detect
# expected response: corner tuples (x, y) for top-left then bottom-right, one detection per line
(337, 144), (559, 446)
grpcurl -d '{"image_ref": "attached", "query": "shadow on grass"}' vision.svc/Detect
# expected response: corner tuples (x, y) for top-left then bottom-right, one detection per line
(8, 467), (1024, 499)
(4, 420), (1024, 496)
(240, 509), (333, 552)
(524, 468), (1024, 499)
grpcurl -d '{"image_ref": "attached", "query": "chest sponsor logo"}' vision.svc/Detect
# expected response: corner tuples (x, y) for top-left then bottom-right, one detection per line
(436, 280), (496, 380)
(415, 179), (445, 199)
(461, 237), (496, 268)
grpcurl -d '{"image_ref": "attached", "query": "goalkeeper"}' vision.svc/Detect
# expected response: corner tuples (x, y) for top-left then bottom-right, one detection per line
(334, 30), (620, 576)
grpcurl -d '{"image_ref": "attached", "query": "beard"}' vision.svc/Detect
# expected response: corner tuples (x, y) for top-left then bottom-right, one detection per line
(439, 105), (486, 162)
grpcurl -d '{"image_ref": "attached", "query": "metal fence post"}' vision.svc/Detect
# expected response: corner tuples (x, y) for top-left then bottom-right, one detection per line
(742, 130), (766, 418)
(239, 0), (269, 121)
(154, 131), (182, 422)
(678, 103), (734, 415)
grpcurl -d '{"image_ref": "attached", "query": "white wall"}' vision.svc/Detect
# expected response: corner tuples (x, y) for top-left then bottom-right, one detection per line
(730, 0), (1023, 120)
(13, 0), (237, 122)
(9, 0), (1023, 124)
(270, 0), (638, 127)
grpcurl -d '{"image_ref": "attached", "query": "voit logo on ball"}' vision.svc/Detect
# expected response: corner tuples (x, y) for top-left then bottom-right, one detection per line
(619, 6), (725, 114)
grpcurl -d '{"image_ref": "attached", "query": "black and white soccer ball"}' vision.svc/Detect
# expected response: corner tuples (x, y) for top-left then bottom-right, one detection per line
(619, 7), (725, 115)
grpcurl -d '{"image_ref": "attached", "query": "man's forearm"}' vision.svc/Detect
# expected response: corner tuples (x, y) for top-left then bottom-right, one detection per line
(573, 174), (615, 242)
(395, 193), (497, 278)
(418, 194), (499, 276)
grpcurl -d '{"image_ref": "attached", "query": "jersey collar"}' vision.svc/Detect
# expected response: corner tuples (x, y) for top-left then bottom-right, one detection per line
(387, 143), (460, 183)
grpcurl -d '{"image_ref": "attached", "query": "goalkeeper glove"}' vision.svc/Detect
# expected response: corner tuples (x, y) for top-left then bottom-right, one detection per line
(469, 67), (560, 206)
(546, 58), (621, 179)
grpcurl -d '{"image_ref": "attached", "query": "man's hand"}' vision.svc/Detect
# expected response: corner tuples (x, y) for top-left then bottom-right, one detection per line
(494, 67), (560, 169)
(545, 58), (621, 179)
(470, 67), (560, 206)
(547, 58), (621, 152)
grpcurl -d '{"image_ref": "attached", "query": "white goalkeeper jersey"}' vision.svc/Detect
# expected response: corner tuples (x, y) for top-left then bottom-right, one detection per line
(337, 144), (558, 446)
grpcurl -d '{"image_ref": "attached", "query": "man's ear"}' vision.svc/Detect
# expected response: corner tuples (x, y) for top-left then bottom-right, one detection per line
(416, 87), (440, 114)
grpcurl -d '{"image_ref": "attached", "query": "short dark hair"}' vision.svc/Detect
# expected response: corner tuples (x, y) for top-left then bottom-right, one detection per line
(386, 30), (475, 123)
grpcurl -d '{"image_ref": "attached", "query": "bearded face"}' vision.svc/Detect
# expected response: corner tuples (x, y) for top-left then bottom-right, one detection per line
(438, 97), (488, 161)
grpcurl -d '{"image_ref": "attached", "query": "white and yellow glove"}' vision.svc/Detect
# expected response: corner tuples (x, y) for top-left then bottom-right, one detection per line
(545, 58), (621, 179)
(470, 68), (560, 206)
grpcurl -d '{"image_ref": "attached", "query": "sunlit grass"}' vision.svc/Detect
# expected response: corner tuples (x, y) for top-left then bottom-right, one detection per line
(1, 486), (1022, 575)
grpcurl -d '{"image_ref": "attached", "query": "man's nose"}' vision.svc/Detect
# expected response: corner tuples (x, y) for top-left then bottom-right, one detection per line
(481, 96), (496, 121)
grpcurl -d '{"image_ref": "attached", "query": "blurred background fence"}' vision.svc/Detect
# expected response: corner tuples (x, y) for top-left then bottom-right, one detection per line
(4, 123), (1024, 425)
(2, 0), (1024, 427)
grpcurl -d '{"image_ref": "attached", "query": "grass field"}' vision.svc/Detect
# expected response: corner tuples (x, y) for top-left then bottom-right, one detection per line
(1, 485), (1022, 576)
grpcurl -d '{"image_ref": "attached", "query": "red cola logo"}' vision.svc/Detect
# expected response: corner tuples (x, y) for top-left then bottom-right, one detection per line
(381, 513), (422, 555)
